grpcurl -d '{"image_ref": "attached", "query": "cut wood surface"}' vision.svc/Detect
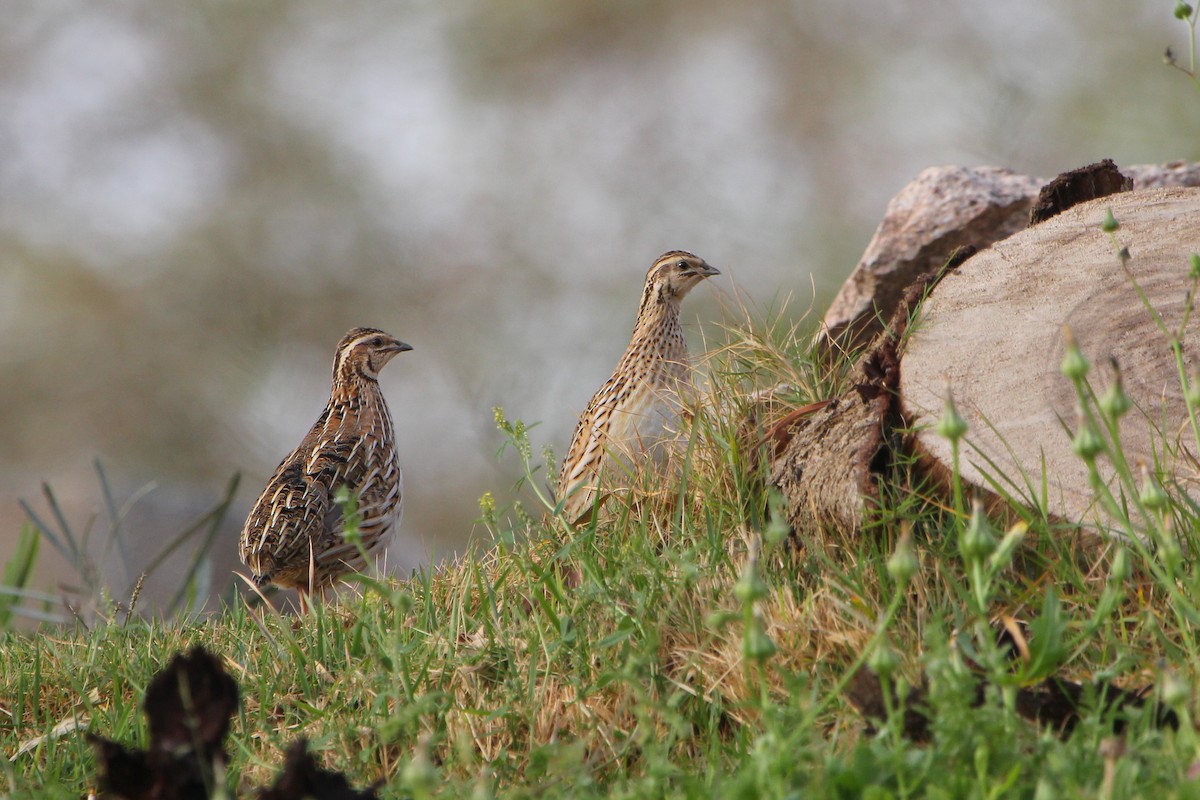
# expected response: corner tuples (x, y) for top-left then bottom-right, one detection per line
(899, 186), (1200, 533)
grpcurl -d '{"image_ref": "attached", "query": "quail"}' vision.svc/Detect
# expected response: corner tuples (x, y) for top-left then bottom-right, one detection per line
(240, 327), (411, 604)
(557, 251), (719, 522)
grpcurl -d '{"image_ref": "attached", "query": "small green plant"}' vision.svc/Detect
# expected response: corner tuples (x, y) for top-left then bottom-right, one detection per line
(17, 460), (239, 623)
(1166, 0), (1200, 95)
(0, 525), (45, 629)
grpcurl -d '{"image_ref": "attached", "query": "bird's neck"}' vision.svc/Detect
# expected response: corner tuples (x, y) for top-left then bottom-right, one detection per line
(327, 372), (392, 434)
(333, 367), (378, 399)
(630, 288), (682, 341)
(624, 290), (686, 366)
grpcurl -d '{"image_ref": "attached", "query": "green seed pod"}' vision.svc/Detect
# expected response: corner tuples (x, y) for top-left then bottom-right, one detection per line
(868, 640), (899, 680)
(1159, 527), (1183, 573)
(936, 394), (968, 442)
(1060, 340), (1090, 382)
(1099, 378), (1132, 419)
(734, 559), (769, 604)
(961, 500), (998, 563)
(1109, 546), (1130, 583)
(1187, 373), (1200, 408)
(1139, 473), (1169, 511)
(886, 532), (919, 585)
(1072, 423), (1104, 461)
(743, 614), (777, 663)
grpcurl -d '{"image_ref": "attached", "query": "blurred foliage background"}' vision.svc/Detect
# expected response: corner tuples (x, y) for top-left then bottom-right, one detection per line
(2, 0), (1198, 609)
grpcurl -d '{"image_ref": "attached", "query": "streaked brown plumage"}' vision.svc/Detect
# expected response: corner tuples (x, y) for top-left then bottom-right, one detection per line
(557, 251), (720, 522)
(239, 327), (411, 601)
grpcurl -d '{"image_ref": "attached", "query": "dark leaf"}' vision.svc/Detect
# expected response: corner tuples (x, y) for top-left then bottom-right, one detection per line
(88, 735), (154, 800)
(90, 646), (239, 800)
(144, 646), (239, 759)
(258, 739), (382, 800)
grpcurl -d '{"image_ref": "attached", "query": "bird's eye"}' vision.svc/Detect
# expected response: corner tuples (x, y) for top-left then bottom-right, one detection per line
(677, 260), (688, 270)
(371, 337), (383, 347)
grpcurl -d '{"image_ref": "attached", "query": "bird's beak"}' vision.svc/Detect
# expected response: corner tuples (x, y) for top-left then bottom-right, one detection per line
(696, 263), (721, 277)
(388, 341), (414, 354)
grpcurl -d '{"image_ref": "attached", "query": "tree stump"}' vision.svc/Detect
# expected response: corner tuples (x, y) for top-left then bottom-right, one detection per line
(899, 186), (1200, 534)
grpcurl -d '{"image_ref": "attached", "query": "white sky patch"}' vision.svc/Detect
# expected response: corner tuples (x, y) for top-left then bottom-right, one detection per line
(0, 10), (232, 276)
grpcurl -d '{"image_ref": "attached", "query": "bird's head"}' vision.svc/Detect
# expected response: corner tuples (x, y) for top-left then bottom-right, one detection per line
(334, 327), (413, 380)
(643, 251), (720, 304)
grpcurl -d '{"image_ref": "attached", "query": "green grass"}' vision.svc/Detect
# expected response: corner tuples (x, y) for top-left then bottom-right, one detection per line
(5, 290), (1200, 799)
